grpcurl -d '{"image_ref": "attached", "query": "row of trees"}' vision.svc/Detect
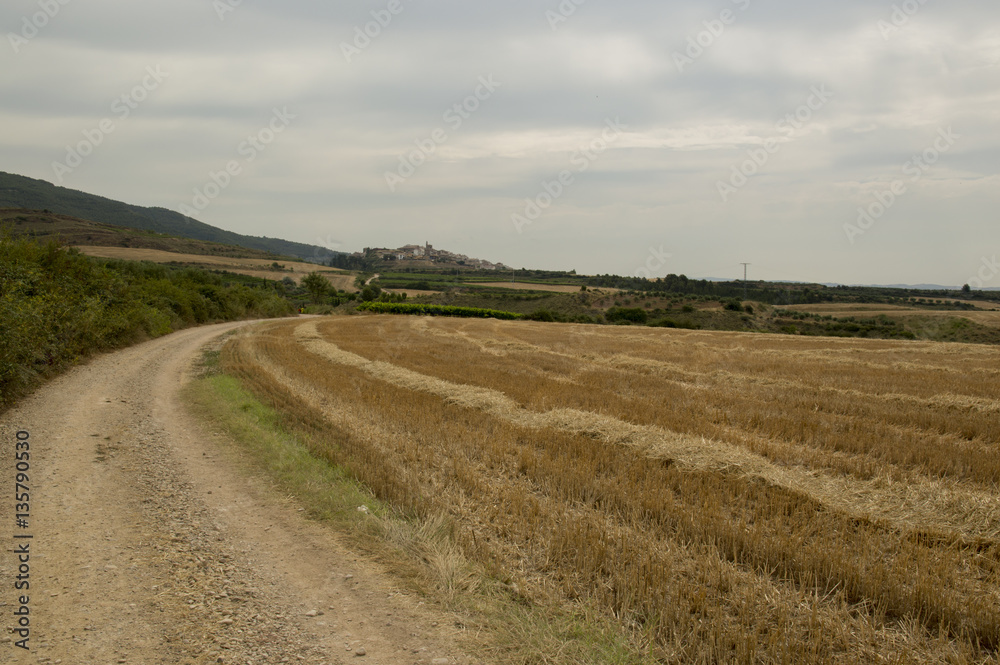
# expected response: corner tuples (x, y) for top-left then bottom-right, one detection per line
(300, 272), (407, 306)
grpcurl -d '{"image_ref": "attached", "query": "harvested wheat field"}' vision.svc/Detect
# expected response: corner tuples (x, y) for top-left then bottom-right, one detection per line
(223, 315), (1000, 664)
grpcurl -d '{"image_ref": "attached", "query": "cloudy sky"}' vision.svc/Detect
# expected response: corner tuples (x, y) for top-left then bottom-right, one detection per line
(2, 1), (998, 285)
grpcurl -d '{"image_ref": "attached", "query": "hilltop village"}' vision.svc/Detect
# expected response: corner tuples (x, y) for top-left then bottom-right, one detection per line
(355, 242), (511, 271)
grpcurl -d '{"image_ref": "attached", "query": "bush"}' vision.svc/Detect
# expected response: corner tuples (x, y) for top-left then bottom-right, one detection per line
(605, 307), (648, 324)
(527, 309), (556, 322)
(0, 235), (293, 410)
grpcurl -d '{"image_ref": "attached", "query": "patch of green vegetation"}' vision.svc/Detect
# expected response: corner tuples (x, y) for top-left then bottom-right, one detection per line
(763, 310), (1000, 343)
(357, 301), (522, 320)
(368, 268), (587, 293)
(605, 307), (648, 324)
(185, 369), (382, 525)
(909, 316), (1000, 344)
(346, 290), (1000, 345)
(0, 234), (293, 410)
(583, 273), (996, 307)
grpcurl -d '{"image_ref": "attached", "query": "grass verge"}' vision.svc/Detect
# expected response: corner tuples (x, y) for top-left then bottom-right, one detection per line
(183, 347), (655, 665)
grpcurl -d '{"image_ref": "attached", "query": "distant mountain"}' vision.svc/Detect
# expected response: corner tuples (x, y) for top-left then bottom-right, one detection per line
(706, 277), (997, 292)
(0, 171), (340, 262)
(846, 283), (1000, 292)
(875, 283), (958, 290)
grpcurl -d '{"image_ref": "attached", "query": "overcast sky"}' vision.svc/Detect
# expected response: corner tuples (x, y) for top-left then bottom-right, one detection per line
(2, 1), (998, 285)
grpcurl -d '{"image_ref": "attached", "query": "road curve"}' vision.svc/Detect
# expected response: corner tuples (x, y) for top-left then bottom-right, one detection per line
(0, 320), (471, 664)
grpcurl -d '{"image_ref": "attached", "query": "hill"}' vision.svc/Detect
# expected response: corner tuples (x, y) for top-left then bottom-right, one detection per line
(0, 171), (339, 261)
(0, 208), (282, 259)
(73, 245), (356, 292)
(1, 208), (357, 291)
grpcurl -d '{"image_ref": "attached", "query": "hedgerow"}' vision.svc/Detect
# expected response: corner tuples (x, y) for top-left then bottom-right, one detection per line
(0, 235), (293, 409)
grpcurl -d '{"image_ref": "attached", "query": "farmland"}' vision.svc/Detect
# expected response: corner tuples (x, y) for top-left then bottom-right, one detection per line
(223, 316), (1000, 663)
(474, 281), (617, 293)
(73, 245), (356, 291)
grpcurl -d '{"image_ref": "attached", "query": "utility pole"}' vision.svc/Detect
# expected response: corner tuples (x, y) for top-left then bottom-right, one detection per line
(740, 263), (751, 300)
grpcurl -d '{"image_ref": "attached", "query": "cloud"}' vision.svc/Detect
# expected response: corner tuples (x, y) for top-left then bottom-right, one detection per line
(0, 0), (996, 284)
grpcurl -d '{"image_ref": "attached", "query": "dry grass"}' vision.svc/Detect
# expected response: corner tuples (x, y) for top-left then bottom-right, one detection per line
(222, 316), (1000, 664)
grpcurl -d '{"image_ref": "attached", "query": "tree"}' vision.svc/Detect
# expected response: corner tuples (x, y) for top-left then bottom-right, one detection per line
(301, 272), (329, 304)
(605, 307), (648, 324)
(962, 284), (971, 293)
(360, 284), (382, 302)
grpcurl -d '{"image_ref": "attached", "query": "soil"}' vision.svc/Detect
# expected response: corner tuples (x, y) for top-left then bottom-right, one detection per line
(0, 320), (474, 665)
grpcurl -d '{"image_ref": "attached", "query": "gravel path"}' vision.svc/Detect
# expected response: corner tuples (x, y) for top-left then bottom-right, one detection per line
(1, 320), (472, 665)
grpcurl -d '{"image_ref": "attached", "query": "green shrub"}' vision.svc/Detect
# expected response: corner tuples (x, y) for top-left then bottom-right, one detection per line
(0, 235), (293, 409)
(527, 309), (556, 322)
(605, 307), (648, 324)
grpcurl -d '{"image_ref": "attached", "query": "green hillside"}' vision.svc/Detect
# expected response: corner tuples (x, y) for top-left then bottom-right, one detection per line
(0, 208), (284, 259)
(0, 171), (339, 261)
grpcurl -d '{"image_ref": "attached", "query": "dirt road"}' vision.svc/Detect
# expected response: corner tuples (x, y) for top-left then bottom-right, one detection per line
(1, 320), (471, 665)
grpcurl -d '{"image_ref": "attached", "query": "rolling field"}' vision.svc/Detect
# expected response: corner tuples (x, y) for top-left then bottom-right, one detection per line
(781, 303), (1000, 329)
(76, 245), (358, 292)
(73, 245), (357, 291)
(223, 316), (1000, 663)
